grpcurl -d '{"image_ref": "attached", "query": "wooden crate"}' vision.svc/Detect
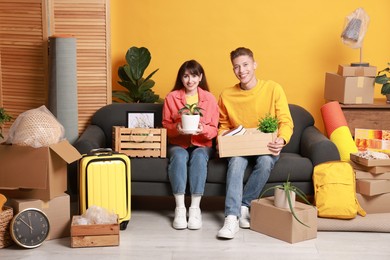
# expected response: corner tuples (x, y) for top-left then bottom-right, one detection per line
(70, 216), (119, 248)
(113, 126), (167, 158)
(218, 128), (276, 158)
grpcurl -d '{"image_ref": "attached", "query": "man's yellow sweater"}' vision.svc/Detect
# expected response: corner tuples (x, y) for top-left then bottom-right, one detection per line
(218, 79), (294, 144)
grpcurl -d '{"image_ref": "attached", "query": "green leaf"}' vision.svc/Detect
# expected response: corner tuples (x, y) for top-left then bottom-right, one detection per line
(375, 74), (389, 84)
(381, 83), (390, 95)
(126, 47), (151, 81)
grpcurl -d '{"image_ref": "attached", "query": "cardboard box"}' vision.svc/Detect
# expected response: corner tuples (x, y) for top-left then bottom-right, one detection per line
(324, 73), (375, 104)
(250, 197), (317, 244)
(217, 128), (276, 158)
(356, 193), (390, 213)
(113, 126), (166, 158)
(0, 140), (81, 200)
(70, 215), (119, 248)
(354, 128), (390, 153)
(350, 160), (390, 174)
(6, 193), (71, 240)
(356, 179), (390, 196)
(337, 65), (377, 77)
(350, 152), (390, 167)
(355, 170), (390, 180)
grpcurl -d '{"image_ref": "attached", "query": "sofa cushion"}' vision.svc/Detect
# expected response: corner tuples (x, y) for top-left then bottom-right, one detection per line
(282, 104), (315, 154)
(131, 158), (169, 182)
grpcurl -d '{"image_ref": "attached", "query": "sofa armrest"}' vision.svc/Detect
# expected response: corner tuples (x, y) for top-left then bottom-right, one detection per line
(300, 126), (340, 166)
(73, 125), (106, 154)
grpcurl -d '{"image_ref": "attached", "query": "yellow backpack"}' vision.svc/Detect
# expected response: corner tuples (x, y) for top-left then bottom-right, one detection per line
(313, 161), (366, 219)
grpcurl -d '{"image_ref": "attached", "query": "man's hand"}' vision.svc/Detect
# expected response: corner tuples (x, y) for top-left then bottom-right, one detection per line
(267, 137), (285, 156)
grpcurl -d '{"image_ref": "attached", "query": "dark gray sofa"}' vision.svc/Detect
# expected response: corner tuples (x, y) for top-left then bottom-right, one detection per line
(70, 103), (340, 198)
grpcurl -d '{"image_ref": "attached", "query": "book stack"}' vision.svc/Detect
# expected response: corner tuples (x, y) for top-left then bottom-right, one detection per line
(222, 125), (247, 136)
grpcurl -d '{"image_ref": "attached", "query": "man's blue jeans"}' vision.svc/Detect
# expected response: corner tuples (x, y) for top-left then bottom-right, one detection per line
(225, 155), (279, 217)
(167, 145), (212, 195)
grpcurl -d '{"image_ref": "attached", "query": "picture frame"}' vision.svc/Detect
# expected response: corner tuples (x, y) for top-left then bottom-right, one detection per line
(127, 111), (155, 128)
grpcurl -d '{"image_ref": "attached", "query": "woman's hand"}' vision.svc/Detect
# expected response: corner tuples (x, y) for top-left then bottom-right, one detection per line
(267, 137), (285, 156)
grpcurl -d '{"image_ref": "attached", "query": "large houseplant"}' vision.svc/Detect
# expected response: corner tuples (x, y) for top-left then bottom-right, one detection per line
(375, 63), (390, 103)
(258, 175), (314, 227)
(0, 107), (12, 139)
(113, 46), (162, 103)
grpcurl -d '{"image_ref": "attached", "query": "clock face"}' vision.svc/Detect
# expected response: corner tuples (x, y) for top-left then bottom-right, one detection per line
(10, 208), (50, 249)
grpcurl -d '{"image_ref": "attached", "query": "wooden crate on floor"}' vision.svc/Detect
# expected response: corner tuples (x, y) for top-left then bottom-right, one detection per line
(70, 216), (119, 248)
(113, 126), (167, 158)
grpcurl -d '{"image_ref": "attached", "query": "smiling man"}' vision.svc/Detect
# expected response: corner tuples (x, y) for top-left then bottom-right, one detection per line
(217, 47), (294, 239)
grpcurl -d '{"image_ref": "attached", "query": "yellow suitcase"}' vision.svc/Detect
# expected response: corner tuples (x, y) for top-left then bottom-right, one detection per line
(79, 148), (131, 230)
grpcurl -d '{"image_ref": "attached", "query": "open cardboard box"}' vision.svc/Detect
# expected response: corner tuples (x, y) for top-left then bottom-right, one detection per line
(217, 128), (276, 158)
(350, 153), (390, 167)
(0, 140), (81, 200)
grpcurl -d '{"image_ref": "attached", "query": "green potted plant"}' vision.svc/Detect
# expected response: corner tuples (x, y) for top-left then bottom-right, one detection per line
(375, 63), (390, 103)
(257, 113), (278, 133)
(178, 103), (203, 133)
(0, 107), (12, 140)
(258, 175), (314, 227)
(113, 46), (162, 103)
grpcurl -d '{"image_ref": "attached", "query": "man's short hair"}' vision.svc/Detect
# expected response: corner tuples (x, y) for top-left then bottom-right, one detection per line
(230, 47), (254, 61)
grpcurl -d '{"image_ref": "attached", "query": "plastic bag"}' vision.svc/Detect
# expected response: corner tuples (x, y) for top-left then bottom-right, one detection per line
(6, 105), (65, 148)
(75, 206), (117, 225)
(341, 7), (369, 49)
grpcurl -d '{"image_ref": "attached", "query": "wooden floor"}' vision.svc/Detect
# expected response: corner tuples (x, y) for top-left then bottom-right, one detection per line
(2, 196), (390, 260)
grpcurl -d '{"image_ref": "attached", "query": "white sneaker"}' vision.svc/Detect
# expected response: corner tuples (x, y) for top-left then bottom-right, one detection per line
(239, 206), (250, 229)
(173, 207), (187, 229)
(187, 207), (202, 230)
(217, 215), (239, 239)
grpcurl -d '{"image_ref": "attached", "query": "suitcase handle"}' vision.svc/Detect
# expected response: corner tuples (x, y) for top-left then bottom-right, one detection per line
(88, 148), (115, 156)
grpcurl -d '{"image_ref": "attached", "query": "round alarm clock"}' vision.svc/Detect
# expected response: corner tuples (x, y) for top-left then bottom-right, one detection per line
(10, 208), (50, 249)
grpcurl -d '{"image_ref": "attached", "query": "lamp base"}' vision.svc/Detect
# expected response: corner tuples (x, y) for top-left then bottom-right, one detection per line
(350, 62), (370, 67)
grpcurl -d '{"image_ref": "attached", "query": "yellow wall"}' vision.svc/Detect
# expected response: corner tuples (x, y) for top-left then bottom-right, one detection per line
(111, 1), (390, 133)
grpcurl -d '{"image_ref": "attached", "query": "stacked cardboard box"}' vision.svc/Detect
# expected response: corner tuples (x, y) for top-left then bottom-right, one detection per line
(324, 65), (376, 104)
(0, 140), (82, 240)
(350, 153), (390, 213)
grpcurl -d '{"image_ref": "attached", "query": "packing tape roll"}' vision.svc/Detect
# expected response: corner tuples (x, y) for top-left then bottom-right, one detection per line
(330, 126), (358, 162)
(321, 101), (348, 138)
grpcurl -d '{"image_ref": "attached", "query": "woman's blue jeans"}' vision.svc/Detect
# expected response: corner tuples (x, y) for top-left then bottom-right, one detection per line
(167, 145), (212, 196)
(225, 155), (279, 217)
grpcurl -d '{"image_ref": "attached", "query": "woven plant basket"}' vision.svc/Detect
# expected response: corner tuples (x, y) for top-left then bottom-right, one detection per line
(0, 206), (14, 248)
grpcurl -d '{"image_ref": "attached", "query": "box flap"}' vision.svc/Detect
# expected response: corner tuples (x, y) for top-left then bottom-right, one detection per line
(0, 143), (48, 189)
(49, 140), (82, 164)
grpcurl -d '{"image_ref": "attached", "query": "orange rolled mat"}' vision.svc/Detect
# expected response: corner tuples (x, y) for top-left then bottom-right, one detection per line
(321, 101), (358, 161)
(321, 101), (348, 138)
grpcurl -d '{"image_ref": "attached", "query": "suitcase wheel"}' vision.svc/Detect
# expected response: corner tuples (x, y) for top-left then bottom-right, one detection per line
(120, 221), (129, 230)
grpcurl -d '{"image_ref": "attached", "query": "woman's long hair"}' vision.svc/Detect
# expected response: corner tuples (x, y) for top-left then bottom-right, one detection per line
(171, 60), (209, 91)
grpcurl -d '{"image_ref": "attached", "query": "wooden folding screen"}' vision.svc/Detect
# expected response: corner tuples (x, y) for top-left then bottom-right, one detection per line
(0, 0), (110, 137)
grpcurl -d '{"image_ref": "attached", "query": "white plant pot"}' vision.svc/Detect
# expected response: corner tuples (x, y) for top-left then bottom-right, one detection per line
(181, 114), (200, 131)
(274, 188), (296, 210)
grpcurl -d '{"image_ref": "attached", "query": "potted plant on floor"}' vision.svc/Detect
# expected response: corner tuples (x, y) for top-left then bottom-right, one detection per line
(178, 103), (203, 133)
(113, 46), (162, 103)
(258, 175), (314, 227)
(375, 63), (390, 103)
(0, 107), (12, 140)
